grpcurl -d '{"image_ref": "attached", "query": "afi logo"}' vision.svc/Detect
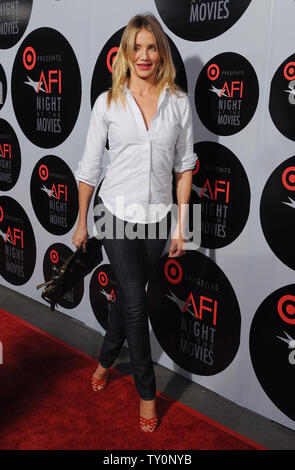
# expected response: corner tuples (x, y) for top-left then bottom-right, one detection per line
(50, 183), (68, 201)
(6, 227), (24, 248)
(200, 178), (230, 203)
(0, 143), (11, 159)
(23, 46), (62, 94)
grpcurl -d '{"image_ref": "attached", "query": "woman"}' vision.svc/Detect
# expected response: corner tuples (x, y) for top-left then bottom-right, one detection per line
(72, 13), (197, 433)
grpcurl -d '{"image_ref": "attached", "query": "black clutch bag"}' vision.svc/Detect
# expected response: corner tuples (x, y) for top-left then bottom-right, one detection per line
(36, 236), (103, 311)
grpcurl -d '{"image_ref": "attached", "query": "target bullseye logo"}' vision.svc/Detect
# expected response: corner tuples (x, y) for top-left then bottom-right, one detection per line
(50, 249), (59, 264)
(207, 64), (220, 81)
(23, 46), (36, 70)
(250, 284), (295, 421)
(38, 164), (49, 181)
(98, 271), (108, 286)
(284, 62), (295, 81)
(0, 205), (3, 222)
(278, 295), (295, 325)
(282, 166), (295, 190)
(106, 47), (119, 73)
(164, 259), (183, 284)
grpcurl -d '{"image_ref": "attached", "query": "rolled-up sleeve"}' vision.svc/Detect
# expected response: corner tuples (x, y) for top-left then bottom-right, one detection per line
(75, 92), (108, 187)
(173, 94), (197, 173)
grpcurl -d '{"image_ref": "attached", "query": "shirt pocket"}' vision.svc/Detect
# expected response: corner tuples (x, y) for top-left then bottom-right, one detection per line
(151, 119), (180, 150)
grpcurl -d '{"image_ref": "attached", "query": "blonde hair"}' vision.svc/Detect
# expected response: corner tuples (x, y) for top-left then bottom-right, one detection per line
(106, 13), (183, 109)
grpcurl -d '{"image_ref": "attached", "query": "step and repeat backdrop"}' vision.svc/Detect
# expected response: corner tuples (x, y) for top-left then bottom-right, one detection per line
(1, 0), (295, 430)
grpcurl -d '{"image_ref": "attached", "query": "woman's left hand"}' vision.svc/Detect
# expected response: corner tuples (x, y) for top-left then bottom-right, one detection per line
(168, 233), (186, 257)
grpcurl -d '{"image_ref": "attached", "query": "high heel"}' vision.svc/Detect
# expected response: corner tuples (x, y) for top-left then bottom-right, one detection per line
(91, 363), (109, 392)
(139, 415), (158, 432)
(91, 375), (108, 392)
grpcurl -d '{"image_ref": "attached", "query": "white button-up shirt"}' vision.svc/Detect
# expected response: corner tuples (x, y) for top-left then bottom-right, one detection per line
(75, 82), (197, 223)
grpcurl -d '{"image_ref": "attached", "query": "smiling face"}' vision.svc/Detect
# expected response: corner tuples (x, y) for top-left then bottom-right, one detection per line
(129, 27), (161, 83)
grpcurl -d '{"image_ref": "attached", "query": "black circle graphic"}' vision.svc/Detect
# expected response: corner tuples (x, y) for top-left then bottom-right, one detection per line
(250, 284), (295, 421)
(191, 141), (250, 249)
(0, 119), (21, 191)
(269, 54), (295, 141)
(0, 0), (33, 49)
(155, 0), (252, 42)
(30, 155), (78, 235)
(260, 155), (295, 270)
(0, 195), (36, 284)
(42, 243), (84, 310)
(195, 52), (259, 136)
(11, 27), (81, 148)
(89, 263), (119, 330)
(0, 63), (7, 109)
(147, 251), (241, 375)
(91, 26), (187, 108)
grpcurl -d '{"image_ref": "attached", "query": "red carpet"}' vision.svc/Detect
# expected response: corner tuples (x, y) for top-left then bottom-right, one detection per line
(0, 307), (266, 450)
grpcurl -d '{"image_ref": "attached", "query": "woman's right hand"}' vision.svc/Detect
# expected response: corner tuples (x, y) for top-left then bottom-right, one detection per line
(72, 224), (88, 252)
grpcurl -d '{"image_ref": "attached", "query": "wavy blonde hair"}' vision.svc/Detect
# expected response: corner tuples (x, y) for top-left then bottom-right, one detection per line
(106, 13), (183, 109)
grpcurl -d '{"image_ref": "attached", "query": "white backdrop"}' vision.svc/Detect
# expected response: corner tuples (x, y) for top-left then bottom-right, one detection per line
(1, 0), (295, 431)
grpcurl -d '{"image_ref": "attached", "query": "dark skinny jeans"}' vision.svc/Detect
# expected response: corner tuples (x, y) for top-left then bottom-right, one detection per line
(95, 195), (171, 400)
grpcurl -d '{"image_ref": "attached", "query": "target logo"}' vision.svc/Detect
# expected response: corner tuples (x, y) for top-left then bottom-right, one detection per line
(250, 284), (295, 421)
(164, 259), (183, 284)
(282, 166), (295, 190)
(284, 62), (295, 81)
(277, 295), (295, 325)
(106, 47), (119, 73)
(39, 164), (49, 181)
(260, 156), (295, 270)
(23, 46), (36, 70)
(0, 205), (3, 222)
(98, 270), (108, 286)
(207, 64), (220, 81)
(50, 249), (59, 264)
